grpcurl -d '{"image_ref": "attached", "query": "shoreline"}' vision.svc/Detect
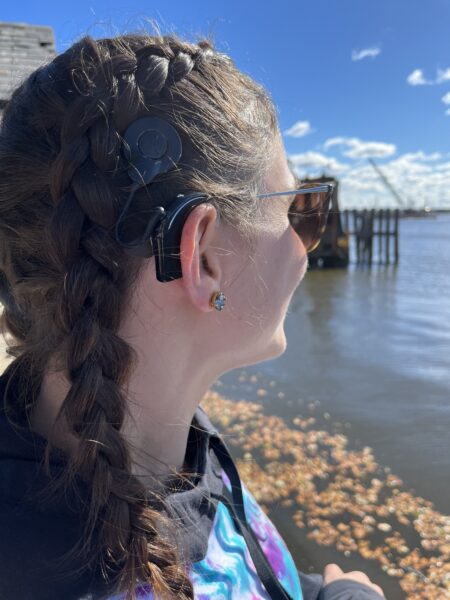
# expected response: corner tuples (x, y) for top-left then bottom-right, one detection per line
(202, 377), (450, 600)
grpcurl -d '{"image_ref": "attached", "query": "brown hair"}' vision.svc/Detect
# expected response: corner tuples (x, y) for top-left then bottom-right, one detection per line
(0, 27), (278, 599)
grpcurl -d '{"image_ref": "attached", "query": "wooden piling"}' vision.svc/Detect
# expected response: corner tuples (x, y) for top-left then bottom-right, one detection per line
(369, 209), (374, 265)
(353, 210), (360, 264)
(385, 210), (390, 264)
(341, 208), (399, 266)
(394, 209), (399, 264)
(378, 210), (384, 265)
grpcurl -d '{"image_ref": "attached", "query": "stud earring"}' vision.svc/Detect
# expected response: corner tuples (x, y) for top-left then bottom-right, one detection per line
(210, 291), (227, 311)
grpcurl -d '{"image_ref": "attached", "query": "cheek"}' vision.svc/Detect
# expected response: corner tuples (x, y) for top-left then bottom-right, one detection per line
(288, 217), (307, 255)
(261, 227), (306, 302)
(287, 219), (309, 276)
(232, 218), (305, 310)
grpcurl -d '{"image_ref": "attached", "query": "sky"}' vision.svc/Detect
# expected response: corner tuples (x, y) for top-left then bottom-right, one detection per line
(3, 0), (450, 209)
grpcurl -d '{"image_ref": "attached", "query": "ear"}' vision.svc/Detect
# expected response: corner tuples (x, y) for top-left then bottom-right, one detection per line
(178, 203), (222, 312)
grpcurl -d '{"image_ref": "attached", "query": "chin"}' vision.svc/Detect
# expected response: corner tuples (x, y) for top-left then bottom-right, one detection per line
(236, 328), (287, 370)
(274, 324), (288, 354)
(266, 323), (288, 360)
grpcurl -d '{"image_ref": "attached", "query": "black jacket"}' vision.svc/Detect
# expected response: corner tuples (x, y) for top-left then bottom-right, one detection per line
(0, 361), (385, 599)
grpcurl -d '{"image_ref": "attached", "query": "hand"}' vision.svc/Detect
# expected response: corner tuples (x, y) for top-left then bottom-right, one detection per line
(323, 563), (385, 598)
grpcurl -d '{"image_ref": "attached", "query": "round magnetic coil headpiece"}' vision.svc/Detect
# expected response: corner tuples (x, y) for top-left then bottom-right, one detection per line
(122, 116), (183, 185)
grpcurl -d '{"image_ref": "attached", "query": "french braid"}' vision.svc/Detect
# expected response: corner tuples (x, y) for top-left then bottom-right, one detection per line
(0, 30), (278, 600)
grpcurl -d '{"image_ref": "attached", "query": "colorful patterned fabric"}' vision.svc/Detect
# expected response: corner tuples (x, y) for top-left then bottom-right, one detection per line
(109, 470), (302, 600)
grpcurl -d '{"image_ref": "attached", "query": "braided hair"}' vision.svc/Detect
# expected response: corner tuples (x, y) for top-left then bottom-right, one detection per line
(0, 30), (278, 599)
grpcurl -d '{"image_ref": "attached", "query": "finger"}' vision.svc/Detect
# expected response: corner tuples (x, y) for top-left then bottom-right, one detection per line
(372, 584), (384, 597)
(323, 563), (343, 583)
(346, 570), (371, 584)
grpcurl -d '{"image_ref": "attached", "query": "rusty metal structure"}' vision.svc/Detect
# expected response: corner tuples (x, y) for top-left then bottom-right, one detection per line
(299, 174), (402, 267)
(302, 175), (350, 268)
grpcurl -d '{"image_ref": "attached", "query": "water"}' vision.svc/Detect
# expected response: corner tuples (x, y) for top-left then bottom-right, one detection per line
(221, 212), (450, 512)
(214, 212), (450, 597)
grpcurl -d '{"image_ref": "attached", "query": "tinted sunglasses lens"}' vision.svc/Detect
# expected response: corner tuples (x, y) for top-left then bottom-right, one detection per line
(288, 188), (332, 252)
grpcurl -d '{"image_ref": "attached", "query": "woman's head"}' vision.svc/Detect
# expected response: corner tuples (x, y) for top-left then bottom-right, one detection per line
(0, 29), (305, 599)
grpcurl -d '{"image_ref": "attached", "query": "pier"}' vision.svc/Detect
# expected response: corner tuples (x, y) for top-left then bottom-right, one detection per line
(342, 209), (400, 266)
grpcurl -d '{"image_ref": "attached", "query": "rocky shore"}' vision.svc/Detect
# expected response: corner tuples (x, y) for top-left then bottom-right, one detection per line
(201, 375), (450, 600)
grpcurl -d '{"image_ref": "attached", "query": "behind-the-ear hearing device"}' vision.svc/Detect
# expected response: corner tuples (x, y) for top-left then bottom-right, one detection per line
(114, 116), (208, 282)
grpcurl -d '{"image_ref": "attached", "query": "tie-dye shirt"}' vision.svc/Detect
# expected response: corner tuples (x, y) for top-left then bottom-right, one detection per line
(108, 468), (303, 600)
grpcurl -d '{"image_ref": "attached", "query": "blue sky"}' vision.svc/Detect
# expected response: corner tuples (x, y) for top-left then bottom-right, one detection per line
(3, 0), (450, 208)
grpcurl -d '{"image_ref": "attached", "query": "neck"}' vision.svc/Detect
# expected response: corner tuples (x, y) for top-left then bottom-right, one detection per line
(28, 264), (232, 490)
(29, 317), (219, 491)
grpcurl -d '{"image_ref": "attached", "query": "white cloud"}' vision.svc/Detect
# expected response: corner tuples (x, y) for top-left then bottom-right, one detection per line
(323, 136), (396, 159)
(442, 92), (450, 105)
(407, 151), (442, 161)
(283, 121), (313, 138)
(437, 68), (450, 83)
(340, 159), (437, 209)
(446, 108), (450, 116)
(288, 146), (450, 209)
(407, 67), (450, 85)
(406, 69), (433, 86)
(351, 47), (381, 61)
(288, 151), (348, 176)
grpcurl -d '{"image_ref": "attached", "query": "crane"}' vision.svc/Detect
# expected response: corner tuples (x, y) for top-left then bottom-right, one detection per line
(367, 158), (408, 209)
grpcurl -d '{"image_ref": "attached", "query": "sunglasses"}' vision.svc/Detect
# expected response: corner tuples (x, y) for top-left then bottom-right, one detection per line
(256, 181), (335, 253)
(115, 179), (336, 282)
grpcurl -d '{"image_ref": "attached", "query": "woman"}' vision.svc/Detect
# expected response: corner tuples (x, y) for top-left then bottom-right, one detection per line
(0, 31), (385, 600)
